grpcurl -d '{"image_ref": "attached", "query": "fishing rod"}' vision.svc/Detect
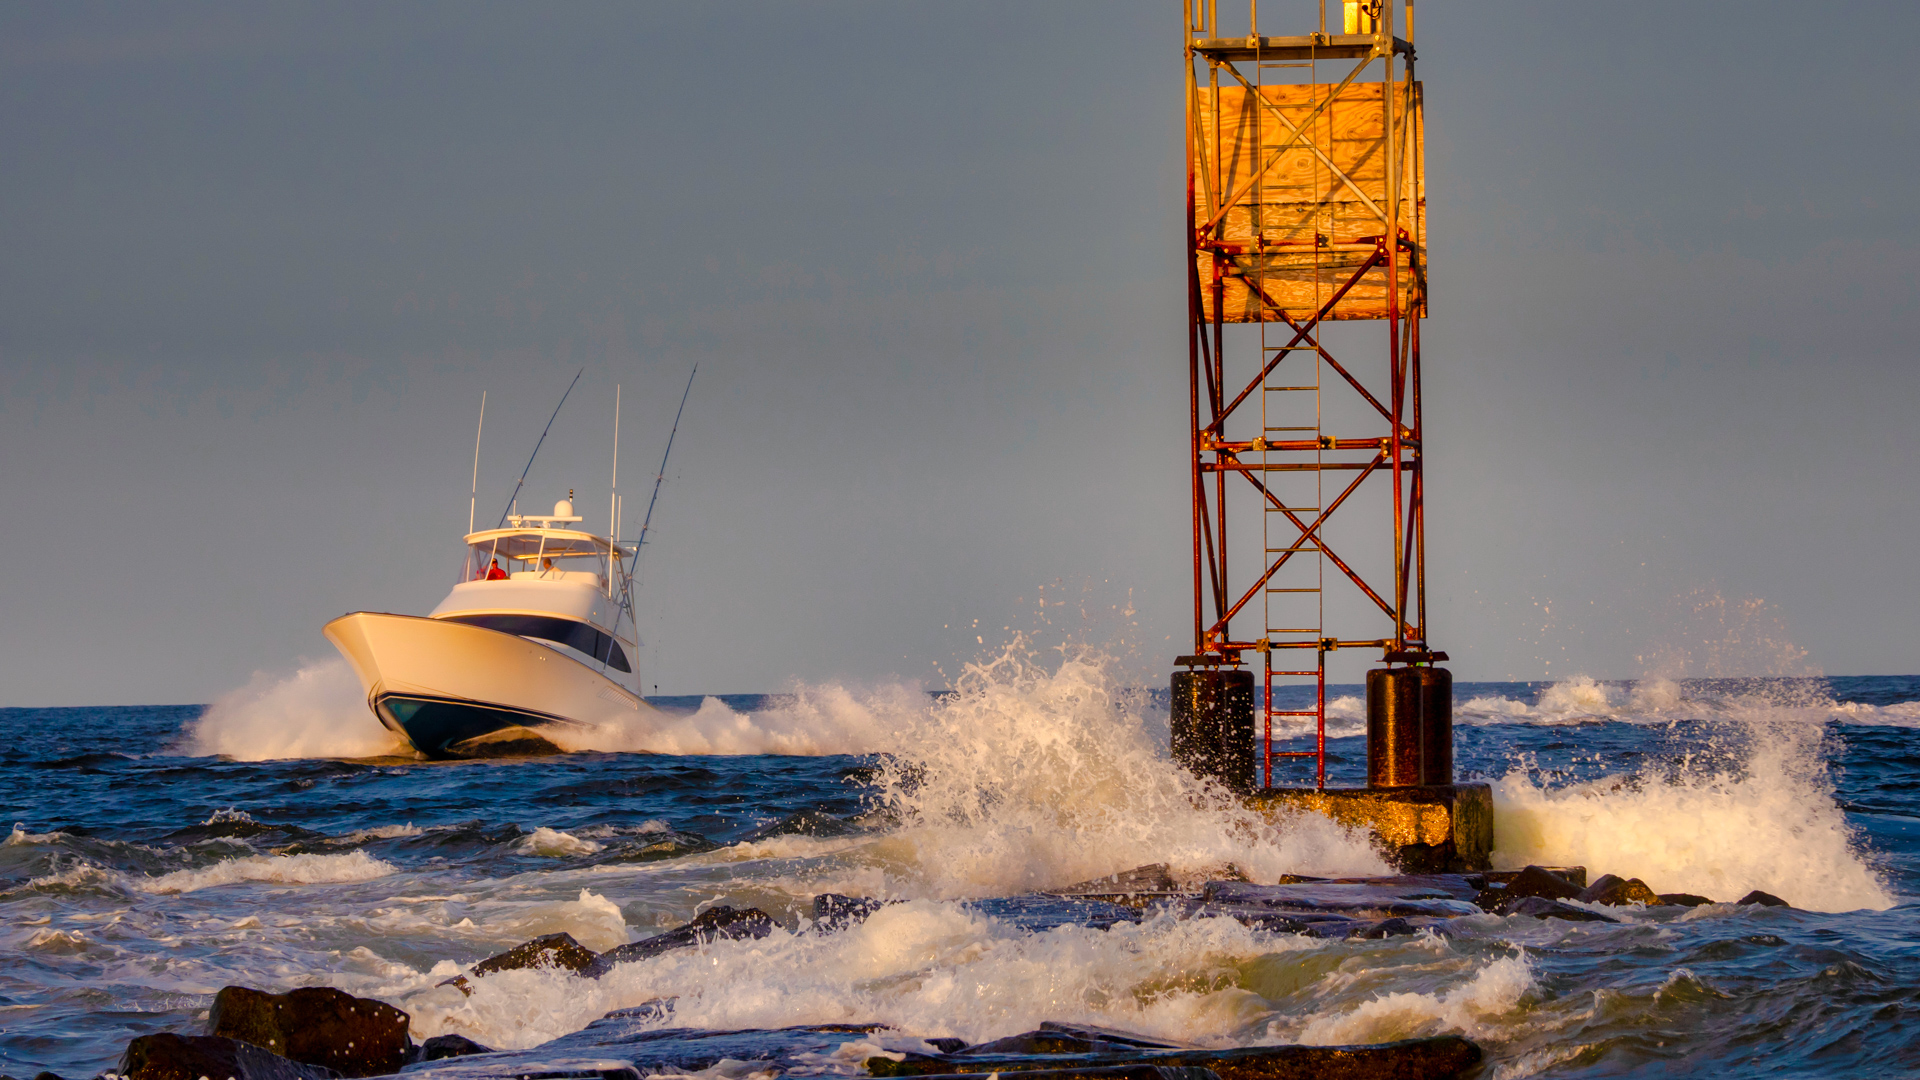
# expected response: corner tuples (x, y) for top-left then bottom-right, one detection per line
(634, 364), (697, 554)
(495, 367), (584, 530)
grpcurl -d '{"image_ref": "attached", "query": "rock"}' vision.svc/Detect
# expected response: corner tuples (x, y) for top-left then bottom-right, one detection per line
(603, 997), (677, 1021)
(1737, 890), (1791, 908)
(1656, 892), (1715, 907)
(868, 1032), (1481, 1080)
(207, 986), (412, 1078)
(1347, 916), (1417, 939)
(1202, 881), (1482, 918)
(583, 906), (776, 978)
(1050, 864), (1178, 896)
(119, 1033), (341, 1080)
(1474, 865), (1581, 911)
(924, 1038), (969, 1054)
(812, 894), (894, 932)
(411, 1034), (496, 1063)
(1495, 895), (1619, 923)
(1482, 865), (1587, 890)
(472, 932), (599, 977)
(1577, 874), (1660, 906)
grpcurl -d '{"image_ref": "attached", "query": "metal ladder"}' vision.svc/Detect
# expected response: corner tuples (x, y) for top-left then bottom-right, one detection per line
(1253, 58), (1329, 789)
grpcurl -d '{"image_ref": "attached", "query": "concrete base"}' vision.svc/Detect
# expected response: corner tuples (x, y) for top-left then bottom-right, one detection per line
(1246, 783), (1494, 872)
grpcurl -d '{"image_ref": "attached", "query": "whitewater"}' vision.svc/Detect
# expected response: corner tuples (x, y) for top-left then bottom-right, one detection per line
(3, 650), (1915, 1078)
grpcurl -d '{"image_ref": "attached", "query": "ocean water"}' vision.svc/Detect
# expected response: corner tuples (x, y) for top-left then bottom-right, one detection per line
(3, 653), (1917, 1078)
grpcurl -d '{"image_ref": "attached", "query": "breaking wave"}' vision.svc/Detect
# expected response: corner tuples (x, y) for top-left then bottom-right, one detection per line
(133, 850), (398, 894)
(1489, 711), (1893, 912)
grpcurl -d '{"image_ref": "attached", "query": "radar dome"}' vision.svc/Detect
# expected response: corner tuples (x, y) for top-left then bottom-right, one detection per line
(554, 497), (574, 518)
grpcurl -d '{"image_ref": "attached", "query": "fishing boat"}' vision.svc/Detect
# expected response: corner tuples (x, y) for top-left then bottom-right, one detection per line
(326, 369), (695, 758)
(325, 495), (665, 757)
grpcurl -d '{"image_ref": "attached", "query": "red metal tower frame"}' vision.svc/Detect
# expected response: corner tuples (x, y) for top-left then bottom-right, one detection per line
(1182, 0), (1437, 788)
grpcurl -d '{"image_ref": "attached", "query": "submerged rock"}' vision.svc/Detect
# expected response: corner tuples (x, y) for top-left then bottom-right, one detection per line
(1738, 890), (1791, 907)
(207, 986), (412, 1078)
(412, 1034), (497, 1063)
(1496, 895), (1618, 923)
(1657, 892), (1716, 907)
(952, 1023), (1189, 1057)
(1202, 880), (1482, 918)
(583, 906), (775, 978)
(868, 1029), (1481, 1080)
(1347, 916), (1418, 939)
(812, 893), (894, 933)
(119, 1033), (341, 1080)
(602, 998), (677, 1021)
(1578, 874), (1659, 906)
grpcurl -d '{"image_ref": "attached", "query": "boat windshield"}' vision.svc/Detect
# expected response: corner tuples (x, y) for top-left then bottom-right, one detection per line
(459, 528), (618, 586)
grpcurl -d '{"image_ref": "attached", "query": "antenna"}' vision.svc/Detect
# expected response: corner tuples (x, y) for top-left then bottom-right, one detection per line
(607, 384), (620, 598)
(496, 368), (584, 530)
(635, 365), (697, 553)
(609, 384), (621, 539)
(468, 391), (486, 535)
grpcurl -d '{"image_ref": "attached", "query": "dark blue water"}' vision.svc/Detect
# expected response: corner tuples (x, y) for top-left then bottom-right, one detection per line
(3, 675), (1916, 1078)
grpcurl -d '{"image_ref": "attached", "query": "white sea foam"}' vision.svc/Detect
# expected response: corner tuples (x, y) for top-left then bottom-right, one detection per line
(6, 825), (67, 846)
(1490, 713), (1893, 912)
(1534, 675), (1619, 717)
(1829, 700), (1920, 727)
(134, 851), (398, 894)
(181, 659), (408, 760)
(467, 889), (632, 954)
(518, 827), (605, 857)
(406, 903), (1320, 1051)
(1283, 952), (1535, 1045)
(338, 824), (424, 843)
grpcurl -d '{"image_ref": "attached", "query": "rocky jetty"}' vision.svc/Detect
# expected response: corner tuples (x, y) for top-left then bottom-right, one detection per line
(81, 867), (1800, 1080)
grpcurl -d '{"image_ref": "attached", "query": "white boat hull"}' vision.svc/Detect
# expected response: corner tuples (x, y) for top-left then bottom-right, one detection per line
(324, 611), (661, 757)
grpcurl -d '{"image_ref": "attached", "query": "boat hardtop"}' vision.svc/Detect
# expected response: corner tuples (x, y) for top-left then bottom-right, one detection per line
(431, 501), (641, 673)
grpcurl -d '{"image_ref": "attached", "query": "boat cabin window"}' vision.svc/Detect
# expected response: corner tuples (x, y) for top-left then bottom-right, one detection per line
(440, 613), (632, 673)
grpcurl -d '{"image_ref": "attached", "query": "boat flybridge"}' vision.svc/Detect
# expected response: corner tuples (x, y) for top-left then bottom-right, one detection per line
(325, 495), (665, 757)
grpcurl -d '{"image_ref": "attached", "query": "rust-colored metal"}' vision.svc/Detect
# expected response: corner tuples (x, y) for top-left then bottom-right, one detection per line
(1182, 0), (1436, 790)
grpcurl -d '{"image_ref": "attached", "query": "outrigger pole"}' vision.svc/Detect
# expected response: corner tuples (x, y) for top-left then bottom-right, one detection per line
(495, 368), (584, 530)
(613, 365), (697, 661)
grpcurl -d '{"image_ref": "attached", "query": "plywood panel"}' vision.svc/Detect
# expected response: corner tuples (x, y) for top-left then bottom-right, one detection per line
(1193, 80), (1425, 321)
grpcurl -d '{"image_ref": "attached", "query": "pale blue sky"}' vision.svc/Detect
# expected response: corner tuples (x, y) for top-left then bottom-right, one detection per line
(2, 2), (1915, 704)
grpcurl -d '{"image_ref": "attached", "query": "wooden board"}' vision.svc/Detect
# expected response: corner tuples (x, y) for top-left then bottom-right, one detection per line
(1192, 79), (1426, 321)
